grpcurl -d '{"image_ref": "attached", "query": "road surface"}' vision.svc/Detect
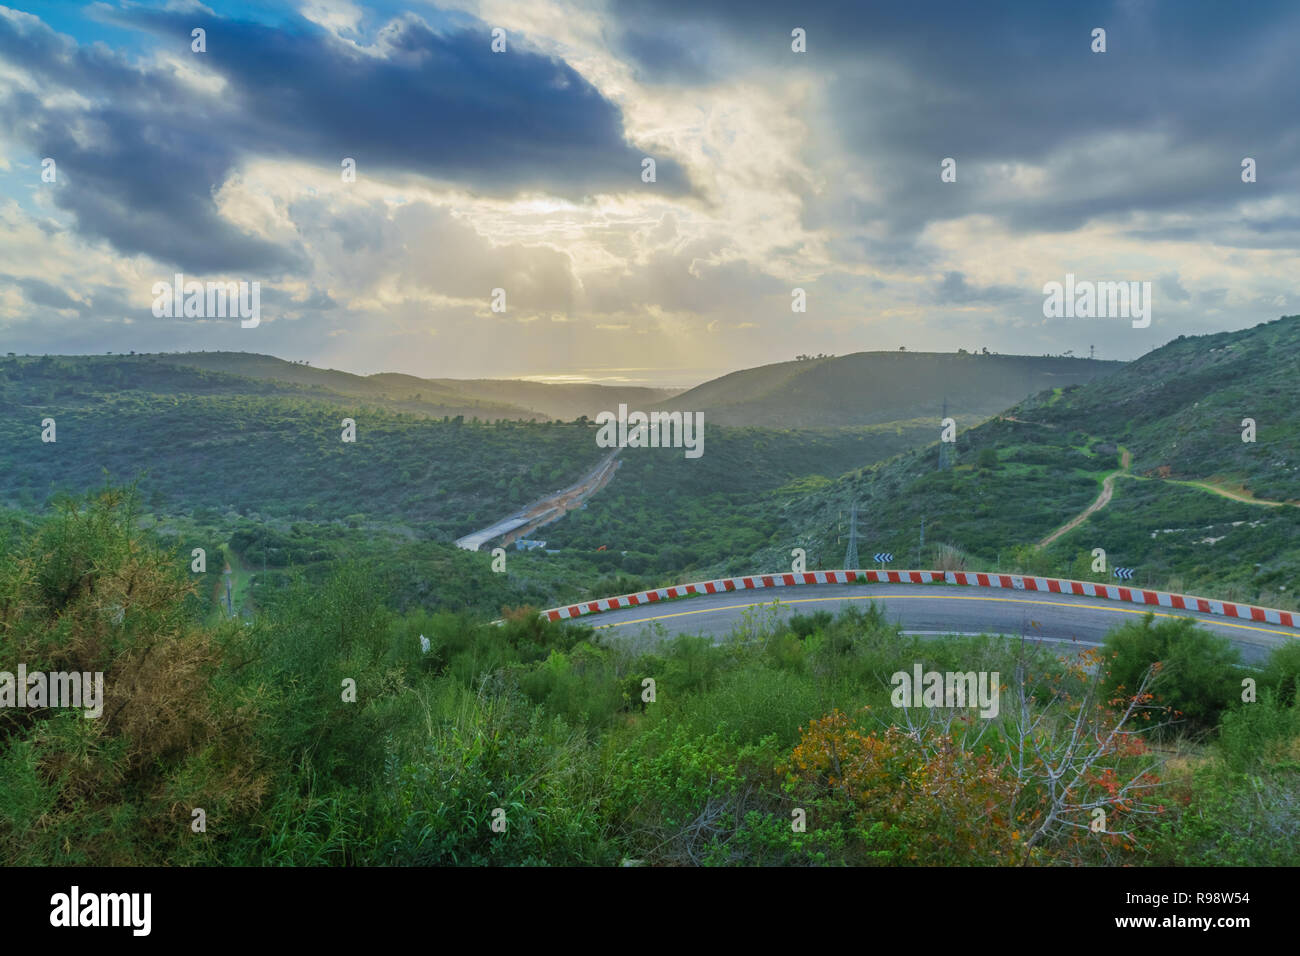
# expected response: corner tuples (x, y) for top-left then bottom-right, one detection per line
(582, 581), (1296, 666)
(455, 451), (620, 551)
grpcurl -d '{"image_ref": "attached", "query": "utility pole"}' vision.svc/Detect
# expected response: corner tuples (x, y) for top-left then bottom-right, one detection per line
(844, 503), (860, 570)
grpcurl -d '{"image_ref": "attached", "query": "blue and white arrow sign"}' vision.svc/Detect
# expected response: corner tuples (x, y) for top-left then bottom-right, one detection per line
(874, 552), (894, 563)
(1113, 567), (1134, 580)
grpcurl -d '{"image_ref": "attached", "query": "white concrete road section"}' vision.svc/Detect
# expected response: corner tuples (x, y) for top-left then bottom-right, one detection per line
(580, 582), (1298, 667)
(454, 450), (621, 551)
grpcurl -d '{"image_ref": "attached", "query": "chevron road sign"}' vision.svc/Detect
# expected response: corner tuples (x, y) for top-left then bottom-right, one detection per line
(874, 553), (894, 563)
(1114, 567), (1135, 580)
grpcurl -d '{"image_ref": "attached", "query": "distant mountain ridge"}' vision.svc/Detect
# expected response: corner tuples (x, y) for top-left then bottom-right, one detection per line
(151, 352), (678, 422)
(5, 349), (1122, 427)
(655, 351), (1124, 427)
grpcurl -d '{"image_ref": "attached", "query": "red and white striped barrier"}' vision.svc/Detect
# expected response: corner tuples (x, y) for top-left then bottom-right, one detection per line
(541, 569), (1299, 629)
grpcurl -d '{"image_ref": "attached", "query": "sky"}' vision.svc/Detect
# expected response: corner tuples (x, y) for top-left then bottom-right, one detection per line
(1, 0), (1297, 387)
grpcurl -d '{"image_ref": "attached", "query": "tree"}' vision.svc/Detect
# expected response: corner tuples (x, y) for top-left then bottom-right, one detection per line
(0, 487), (266, 864)
(785, 643), (1169, 864)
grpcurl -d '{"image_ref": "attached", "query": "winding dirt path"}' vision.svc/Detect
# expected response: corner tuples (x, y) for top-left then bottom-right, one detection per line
(1169, 478), (1299, 508)
(1037, 448), (1130, 548)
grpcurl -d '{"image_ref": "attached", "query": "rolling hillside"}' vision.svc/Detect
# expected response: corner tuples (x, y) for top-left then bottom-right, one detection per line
(655, 351), (1123, 427)
(759, 317), (1300, 607)
(11, 328), (1293, 608)
(153, 352), (678, 422)
(994, 318), (1300, 502)
(4, 351), (543, 422)
(0, 354), (607, 536)
(1, 345), (1129, 614)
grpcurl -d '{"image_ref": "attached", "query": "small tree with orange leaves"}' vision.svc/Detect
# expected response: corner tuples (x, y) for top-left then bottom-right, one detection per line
(784, 642), (1170, 865)
(1002, 646), (1168, 861)
(783, 711), (1020, 864)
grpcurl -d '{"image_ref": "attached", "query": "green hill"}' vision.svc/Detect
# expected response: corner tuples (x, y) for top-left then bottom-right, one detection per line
(150, 352), (542, 420)
(758, 317), (1300, 607)
(997, 318), (1300, 502)
(656, 351), (1123, 427)
(10, 326), (1292, 611)
(151, 352), (679, 422)
(0, 354), (605, 536)
(0, 351), (542, 421)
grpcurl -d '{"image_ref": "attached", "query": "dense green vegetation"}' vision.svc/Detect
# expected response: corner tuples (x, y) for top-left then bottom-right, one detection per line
(1019, 317), (1300, 502)
(0, 352), (974, 617)
(4, 323), (1296, 628)
(2, 489), (1294, 866)
(0, 354), (607, 537)
(770, 317), (1300, 607)
(2, 327), (1296, 868)
(544, 423), (936, 574)
(0, 351), (541, 422)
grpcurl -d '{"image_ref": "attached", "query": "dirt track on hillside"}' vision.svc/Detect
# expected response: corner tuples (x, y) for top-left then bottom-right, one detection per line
(1038, 448), (1131, 548)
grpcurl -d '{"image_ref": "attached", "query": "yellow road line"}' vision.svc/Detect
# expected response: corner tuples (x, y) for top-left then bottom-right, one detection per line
(592, 592), (1299, 638)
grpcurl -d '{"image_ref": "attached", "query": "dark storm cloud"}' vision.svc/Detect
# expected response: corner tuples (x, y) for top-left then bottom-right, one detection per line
(620, 24), (719, 84)
(2, 275), (85, 312)
(1, 274), (140, 323)
(0, 6), (688, 273)
(611, 0), (1300, 246)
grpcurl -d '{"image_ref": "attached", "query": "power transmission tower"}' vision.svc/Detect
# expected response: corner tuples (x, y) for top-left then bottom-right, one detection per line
(938, 396), (952, 471)
(844, 502), (860, 570)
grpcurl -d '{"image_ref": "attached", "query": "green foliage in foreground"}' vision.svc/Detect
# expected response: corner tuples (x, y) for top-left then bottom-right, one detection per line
(1, 489), (1296, 866)
(1099, 616), (1248, 736)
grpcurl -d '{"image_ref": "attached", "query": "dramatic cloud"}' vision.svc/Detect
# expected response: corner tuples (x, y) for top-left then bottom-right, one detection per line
(0, 3), (687, 272)
(0, 0), (1297, 378)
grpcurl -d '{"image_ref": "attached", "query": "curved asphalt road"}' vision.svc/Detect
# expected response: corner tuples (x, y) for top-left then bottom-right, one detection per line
(582, 582), (1298, 666)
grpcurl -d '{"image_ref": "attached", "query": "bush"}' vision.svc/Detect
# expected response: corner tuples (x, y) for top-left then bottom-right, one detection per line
(0, 488), (266, 865)
(1262, 641), (1300, 706)
(1099, 615), (1246, 734)
(1216, 690), (1300, 772)
(787, 610), (833, 638)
